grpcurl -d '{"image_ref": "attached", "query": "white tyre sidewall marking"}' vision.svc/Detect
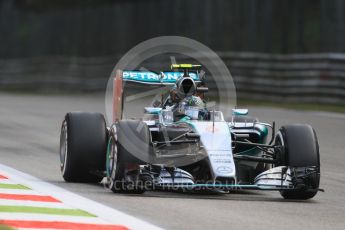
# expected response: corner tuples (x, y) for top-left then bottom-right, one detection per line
(60, 120), (68, 175)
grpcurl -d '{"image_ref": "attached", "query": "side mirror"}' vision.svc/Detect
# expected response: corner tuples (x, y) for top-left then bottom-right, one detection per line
(196, 86), (208, 93)
(232, 109), (249, 116)
(144, 107), (162, 114)
(199, 70), (206, 82)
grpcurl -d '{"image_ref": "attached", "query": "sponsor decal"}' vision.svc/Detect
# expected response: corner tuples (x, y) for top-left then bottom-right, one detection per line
(216, 166), (233, 174)
(209, 153), (232, 164)
(123, 71), (199, 83)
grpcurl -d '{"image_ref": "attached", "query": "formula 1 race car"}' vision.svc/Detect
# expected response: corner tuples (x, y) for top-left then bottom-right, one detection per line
(59, 64), (321, 199)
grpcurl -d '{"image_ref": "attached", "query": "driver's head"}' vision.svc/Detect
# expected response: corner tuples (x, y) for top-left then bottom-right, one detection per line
(175, 95), (206, 120)
(184, 95), (205, 108)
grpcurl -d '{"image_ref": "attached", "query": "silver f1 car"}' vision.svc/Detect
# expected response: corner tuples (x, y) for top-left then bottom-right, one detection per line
(60, 64), (321, 199)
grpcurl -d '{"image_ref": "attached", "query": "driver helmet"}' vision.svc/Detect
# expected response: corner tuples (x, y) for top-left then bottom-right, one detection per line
(176, 96), (206, 120)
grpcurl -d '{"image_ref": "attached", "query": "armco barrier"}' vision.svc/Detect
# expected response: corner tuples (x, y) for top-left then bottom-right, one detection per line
(0, 52), (344, 105)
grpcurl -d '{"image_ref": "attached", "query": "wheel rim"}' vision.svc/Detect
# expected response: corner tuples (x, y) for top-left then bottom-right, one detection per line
(274, 131), (285, 166)
(60, 120), (68, 174)
(107, 126), (118, 189)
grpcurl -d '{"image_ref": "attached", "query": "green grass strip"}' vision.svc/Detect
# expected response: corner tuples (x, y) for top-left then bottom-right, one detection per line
(0, 205), (96, 217)
(0, 183), (30, 190)
(0, 224), (15, 230)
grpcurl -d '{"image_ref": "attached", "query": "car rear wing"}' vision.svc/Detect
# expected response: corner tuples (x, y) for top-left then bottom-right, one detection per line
(121, 70), (200, 85)
(112, 69), (201, 122)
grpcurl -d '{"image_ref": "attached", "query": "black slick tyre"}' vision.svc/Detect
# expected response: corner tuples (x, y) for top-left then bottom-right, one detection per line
(60, 112), (107, 182)
(275, 124), (320, 200)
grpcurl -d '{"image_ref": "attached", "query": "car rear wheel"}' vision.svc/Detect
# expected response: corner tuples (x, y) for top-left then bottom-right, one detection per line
(275, 124), (320, 199)
(60, 112), (107, 182)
